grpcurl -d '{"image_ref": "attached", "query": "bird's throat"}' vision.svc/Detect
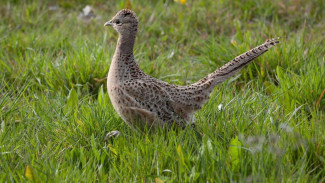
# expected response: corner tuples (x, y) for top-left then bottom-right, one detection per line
(115, 34), (136, 55)
(109, 33), (138, 80)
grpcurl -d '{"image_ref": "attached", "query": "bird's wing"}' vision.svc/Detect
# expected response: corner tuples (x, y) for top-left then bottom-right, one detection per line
(121, 79), (184, 125)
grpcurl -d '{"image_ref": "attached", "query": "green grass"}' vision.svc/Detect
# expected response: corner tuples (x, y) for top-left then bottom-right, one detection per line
(1, 0), (324, 182)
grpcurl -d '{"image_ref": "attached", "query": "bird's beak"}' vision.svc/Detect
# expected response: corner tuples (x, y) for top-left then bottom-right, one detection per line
(104, 20), (113, 26)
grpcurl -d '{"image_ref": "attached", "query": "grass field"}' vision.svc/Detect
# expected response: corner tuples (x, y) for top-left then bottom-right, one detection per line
(1, 0), (324, 182)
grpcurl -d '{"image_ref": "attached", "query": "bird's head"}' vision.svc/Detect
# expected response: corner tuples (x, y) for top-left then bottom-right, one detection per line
(104, 9), (139, 36)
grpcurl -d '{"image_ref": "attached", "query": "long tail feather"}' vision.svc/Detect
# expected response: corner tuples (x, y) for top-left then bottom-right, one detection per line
(194, 38), (280, 88)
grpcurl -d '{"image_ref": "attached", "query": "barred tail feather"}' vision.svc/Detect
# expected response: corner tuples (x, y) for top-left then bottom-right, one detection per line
(194, 38), (280, 88)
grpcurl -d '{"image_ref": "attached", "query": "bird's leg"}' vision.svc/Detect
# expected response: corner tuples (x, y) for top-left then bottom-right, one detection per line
(105, 130), (121, 139)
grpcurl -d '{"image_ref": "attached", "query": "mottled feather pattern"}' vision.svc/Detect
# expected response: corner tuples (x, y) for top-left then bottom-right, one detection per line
(106, 9), (279, 128)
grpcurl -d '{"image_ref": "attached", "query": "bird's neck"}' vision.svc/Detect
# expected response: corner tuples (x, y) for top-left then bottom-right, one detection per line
(109, 33), (140, 78)
(115, 33), (136, 56)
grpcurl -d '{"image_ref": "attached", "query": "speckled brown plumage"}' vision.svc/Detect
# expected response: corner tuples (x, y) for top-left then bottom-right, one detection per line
(104, 9), (279, 129)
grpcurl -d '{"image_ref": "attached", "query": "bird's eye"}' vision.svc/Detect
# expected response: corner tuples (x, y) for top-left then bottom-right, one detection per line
(115, 20), (122, 25)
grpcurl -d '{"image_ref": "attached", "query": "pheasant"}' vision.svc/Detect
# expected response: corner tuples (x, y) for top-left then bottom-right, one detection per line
(104, 9), (279, 130)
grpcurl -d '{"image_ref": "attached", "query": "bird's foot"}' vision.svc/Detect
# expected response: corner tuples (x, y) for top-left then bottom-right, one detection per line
(105, 130), (121, 139)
